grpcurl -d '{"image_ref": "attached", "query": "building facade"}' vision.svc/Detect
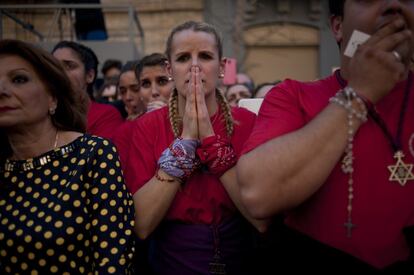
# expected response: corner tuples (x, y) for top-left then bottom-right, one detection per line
(0, 0), (340, 83)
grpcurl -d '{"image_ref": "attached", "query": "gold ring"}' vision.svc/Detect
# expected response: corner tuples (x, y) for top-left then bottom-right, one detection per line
(392, 50), (402, 62)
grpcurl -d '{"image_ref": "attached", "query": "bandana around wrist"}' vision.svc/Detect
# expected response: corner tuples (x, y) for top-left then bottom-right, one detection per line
(196, 135), (237, 178)
(158, 138), (201, 182)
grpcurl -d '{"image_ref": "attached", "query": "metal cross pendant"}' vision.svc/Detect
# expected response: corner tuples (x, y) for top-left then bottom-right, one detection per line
(344, 218), (356, 238)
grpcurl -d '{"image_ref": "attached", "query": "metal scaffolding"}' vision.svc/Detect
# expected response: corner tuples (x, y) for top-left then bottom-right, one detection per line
(0, 3), (145, 60)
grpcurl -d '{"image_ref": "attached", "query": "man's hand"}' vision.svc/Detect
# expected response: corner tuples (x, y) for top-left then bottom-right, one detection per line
(348, 18), (412, 103)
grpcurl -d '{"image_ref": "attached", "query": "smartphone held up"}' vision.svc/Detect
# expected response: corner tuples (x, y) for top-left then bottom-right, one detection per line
(223, 57), (237, 85)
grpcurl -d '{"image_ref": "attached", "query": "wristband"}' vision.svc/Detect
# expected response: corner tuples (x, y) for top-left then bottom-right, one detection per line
(196, 135), (237, 178)
(158, 138), (201, 182)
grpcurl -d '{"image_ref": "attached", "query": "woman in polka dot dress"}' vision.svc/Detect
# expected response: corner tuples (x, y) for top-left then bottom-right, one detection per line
(0, 40), (135, 274)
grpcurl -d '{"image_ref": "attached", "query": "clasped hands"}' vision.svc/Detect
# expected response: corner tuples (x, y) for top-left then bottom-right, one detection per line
(158, 66), (236, 181)
(181, 65), (215, 142)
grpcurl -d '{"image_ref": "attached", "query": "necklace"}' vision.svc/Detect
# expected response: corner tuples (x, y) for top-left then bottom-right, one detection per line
(367, 74), (414, 186)
(335, 70), (414, 237)
(4, 129), (62, 172)
(336, 70), (414, 185)
(54, 130), (59, 149)
(409, 133), (414, 158)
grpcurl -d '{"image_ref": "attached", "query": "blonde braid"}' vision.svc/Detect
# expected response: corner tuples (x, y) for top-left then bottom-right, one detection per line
(168, 88), (181, 137)
(215, 89), (234, 137)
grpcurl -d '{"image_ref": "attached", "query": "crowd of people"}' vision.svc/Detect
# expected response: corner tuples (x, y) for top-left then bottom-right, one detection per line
(1, 0), (414, 274)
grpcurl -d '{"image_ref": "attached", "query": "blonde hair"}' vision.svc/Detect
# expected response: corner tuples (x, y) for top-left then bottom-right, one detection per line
(215, 89), (234, 136)
(166, 21), (223, 61)
(168, 89), (181, 138)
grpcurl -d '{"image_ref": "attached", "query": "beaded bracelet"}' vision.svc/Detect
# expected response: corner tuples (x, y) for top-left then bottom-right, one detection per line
(351, 88), (375, 112)
(329, 86), (368, 238)
(155, 168), (176, 183)
(329, 87), (368, 123)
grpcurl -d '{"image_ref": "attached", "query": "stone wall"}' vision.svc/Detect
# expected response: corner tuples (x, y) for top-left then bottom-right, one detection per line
(0, 0), (339, 83)
(0, 0), (203, 55)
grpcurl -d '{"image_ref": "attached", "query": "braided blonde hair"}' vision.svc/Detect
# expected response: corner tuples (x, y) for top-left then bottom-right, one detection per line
(215, 89), (234, 136)
(168, 88), (181, 138)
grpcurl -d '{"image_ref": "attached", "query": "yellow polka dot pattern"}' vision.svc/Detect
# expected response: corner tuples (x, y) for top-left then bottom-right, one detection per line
(0, 135), (135, 274)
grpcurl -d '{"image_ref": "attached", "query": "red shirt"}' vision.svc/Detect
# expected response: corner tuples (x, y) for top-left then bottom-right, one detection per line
(115, 106), (255, 224)
(242, 72), (414, 268)
(87, 101), (123, 139)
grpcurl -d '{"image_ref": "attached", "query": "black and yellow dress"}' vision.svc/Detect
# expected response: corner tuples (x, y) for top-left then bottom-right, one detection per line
(0, 134), (135, 274)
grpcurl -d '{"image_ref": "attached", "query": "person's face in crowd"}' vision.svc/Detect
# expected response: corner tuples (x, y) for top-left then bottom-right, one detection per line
(104, 67), (121, 80)
(0, 55), (56, 128)
(255, 84), (274, 98)
(226, 84), (252, 107)
(118, 70), (143, 116)
(168, 30), (225, 99)
(52, 47), (94, 94)
(139, 65), (174, 104)
(334, 0), (414, 65)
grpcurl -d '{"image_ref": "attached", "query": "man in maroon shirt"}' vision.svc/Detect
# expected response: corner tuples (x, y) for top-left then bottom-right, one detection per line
(238, 0), (414, 273)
